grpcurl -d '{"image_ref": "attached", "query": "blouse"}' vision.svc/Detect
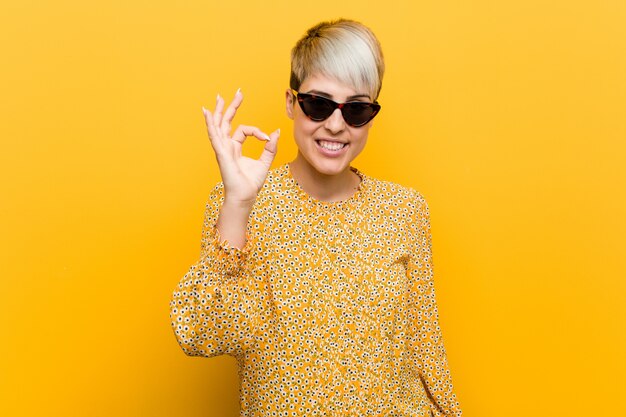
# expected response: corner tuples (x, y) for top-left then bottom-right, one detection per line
(170, 163), (463, 417)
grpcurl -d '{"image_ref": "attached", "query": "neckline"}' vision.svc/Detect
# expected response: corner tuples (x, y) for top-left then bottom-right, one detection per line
(283, 162), (367, 209)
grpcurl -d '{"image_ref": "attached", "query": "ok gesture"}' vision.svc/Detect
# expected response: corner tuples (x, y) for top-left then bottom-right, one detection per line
(202, 89), (280, 206)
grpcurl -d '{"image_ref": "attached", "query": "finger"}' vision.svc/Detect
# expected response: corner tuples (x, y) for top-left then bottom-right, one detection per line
(231, 124), (271, 145)
(213, 94), (225, 127)
(202, 107), (224, 153)
(258, 128), (280, 167)
(221, 88), (244, 135)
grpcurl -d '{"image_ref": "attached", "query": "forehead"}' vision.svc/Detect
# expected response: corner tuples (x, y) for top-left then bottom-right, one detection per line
(299, 73), (370, 100)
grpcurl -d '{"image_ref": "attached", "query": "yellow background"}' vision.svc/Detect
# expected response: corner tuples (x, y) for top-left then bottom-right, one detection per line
(1, 0), (625, 416)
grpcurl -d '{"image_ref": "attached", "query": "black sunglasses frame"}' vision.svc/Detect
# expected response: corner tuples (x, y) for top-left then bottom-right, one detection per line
(292, 90), (381, 127)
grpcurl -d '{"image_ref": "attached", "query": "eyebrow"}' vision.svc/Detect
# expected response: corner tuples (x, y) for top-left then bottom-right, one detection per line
(305, 89), (371, 101)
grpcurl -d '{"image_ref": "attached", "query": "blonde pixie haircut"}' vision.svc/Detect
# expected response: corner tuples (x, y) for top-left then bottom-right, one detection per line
(290, 19), (385, 101)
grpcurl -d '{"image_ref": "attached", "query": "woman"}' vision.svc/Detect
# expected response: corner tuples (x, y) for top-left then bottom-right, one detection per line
(170, 19), (463, 417)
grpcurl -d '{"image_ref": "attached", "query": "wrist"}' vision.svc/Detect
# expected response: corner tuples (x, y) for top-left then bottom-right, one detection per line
(222, 197), (256, 212)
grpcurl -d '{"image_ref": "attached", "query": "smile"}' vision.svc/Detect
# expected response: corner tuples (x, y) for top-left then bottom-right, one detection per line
(316, 140), (347, 151)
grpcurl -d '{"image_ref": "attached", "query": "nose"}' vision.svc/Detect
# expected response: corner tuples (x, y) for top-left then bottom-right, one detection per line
(323, 108), (346, 134)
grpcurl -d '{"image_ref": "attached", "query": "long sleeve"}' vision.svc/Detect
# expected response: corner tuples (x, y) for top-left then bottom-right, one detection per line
(407, 193), (463, 417)
(169, 164), (463, 416)
(169, 183), (269, 358)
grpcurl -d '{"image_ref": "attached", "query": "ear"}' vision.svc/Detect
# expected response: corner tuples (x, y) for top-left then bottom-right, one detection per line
(285, 89), (294, 120)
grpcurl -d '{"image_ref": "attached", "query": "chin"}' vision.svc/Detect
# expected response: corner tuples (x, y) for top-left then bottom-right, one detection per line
(310, 158), (352, 177)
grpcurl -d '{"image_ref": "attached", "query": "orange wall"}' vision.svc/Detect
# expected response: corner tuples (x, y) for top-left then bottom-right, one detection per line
(1, 1), (625, 416)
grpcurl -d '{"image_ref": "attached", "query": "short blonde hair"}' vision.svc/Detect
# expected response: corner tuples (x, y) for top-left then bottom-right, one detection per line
(290, 19), (385, 100)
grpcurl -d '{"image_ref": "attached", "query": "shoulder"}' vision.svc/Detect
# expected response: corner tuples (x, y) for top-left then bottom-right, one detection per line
(359, 173), (432, 245)
(262, 163), (291, 189)
(363, 173), (429, 215)
(256, 163), (293, 203)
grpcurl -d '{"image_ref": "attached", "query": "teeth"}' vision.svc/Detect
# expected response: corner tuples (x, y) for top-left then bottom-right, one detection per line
(318, 140), (346, 151)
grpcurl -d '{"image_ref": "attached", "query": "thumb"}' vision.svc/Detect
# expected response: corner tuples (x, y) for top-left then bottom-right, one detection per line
(258, 128), (280, 167)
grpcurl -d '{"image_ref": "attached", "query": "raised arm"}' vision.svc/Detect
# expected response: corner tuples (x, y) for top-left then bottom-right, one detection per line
(169, 91), (279, 358)
(202, 89), (279, 249)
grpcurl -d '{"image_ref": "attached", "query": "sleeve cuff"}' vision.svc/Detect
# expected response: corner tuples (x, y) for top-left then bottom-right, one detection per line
(203, 224), (254, 275)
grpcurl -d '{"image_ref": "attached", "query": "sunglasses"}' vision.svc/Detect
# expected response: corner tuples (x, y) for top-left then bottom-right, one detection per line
(292, 90), (381, 127)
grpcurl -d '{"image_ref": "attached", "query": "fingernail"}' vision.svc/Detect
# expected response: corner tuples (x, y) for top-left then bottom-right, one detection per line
(216, 93), (221, 101)
(236, 88), (241, 95)
(276, 128), (281, 136)
(262, 133), (270, 141)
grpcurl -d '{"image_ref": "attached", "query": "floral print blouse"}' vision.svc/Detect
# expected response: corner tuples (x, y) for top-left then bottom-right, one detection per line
(170, 163), (462, 416)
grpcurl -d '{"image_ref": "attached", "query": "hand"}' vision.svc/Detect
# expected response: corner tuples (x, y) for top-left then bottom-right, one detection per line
(202, 89), (280, 206)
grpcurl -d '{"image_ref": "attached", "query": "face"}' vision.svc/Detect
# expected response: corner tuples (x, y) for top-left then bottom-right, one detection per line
(286, 73), (375, 178)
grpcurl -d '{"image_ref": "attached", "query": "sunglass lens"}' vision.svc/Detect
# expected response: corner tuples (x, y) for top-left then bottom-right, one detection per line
(302, 96), (334, 121)
(297, 93), (379, 127)
(344, 103), (376, 126)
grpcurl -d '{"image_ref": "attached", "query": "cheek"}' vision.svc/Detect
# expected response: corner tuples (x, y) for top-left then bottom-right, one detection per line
(294, 114), (319, 136)
(292, 119), (315, 149)
(351, 128), (371, 147)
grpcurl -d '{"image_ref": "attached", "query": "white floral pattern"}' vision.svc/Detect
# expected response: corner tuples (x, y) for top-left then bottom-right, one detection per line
(170, 163), (462, 417)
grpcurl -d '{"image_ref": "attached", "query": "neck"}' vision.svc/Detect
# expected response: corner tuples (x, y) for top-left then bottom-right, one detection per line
(289, 155), (360, 202)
